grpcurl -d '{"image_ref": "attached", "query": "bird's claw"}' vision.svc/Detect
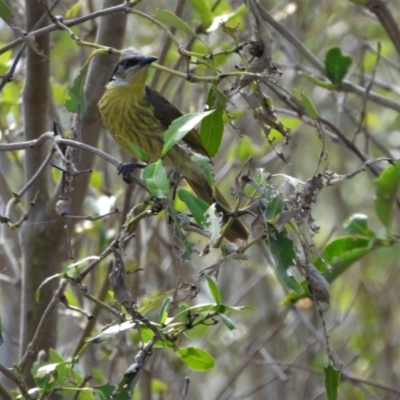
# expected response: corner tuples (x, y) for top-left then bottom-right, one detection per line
(118, 162), (147, 184)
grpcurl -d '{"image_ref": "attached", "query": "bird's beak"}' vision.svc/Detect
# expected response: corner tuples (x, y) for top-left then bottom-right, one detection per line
(139, 56), (158, 67)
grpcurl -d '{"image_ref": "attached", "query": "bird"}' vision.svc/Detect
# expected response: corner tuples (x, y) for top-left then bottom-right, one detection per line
(98, 52), (248, 242)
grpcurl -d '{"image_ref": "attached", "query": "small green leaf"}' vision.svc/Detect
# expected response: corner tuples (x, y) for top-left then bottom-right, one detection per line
(221, 304), (256, 312)
(168, 303), (218, 323)
(205, 275), (221, 304)
(88, 321), (136, 343)
(293, 87), (319, 118)
(65, 63), (89, 114)
(177, 304), (189, 325)
(268, 225), (303, 293)
(178, 188), (209, 226)
(162, 111), (214, 156)
(325, 47), (352, 85)
(0, 0), (13, 23)
(343, 214), (375, 238)
(65, 1), (83, 19)
(199, 88), (224, 157)
(35, 363), (59, 391)
(317, 236), (374, 282)
(115, 374), (135, 399)
(64, 255), (100, 277)
(263, 196), (284, 222)
(300, 72), (337, 90)
(219, 313), (236, 330)
(94, 384), (116, 397)
(212, 86), (229, 109)
(325, 365), (340, 400)
(35, 273), (63, 302)
(374, 160), (400, 232)
(191, 153), (215, 186)
(139, 290), (176, 315)
(143, 160), (170, 198)
(189, 0), (213, 29)
(176, 347), (215, 371)
(155, 9), (199, 38)
(158, 297), (172, 324)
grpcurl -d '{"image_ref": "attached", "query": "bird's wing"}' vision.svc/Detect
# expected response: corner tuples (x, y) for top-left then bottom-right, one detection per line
(145, 86), (210, 157)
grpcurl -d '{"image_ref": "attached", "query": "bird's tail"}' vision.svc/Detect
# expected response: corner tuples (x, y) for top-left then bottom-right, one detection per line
(186, 177), (249, 242)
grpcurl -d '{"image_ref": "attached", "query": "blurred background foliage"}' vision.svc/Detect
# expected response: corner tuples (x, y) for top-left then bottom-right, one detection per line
(1, 0), (400, 399)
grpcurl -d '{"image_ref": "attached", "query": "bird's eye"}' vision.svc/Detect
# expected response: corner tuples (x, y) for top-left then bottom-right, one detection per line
(109, 57), (142, 81)
(123, 57), (140, 68)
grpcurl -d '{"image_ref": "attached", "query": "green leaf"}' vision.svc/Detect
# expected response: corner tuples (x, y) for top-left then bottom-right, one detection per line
(162, 111), (214, 156)
(35, 273), (63, 302)
(317, 236), (374, 282)
(325, 365), (340, 400)
(178, 188), (209, 226)
(191, 153), (215, 186)
(169, 303), (252, 325)
(143, 160), (170, 198)
(293, 87), (319, 118)
(88, 321), (136, 344)
(221, 304), (256, 312)
(219, 313), (236, 330)
(35, 363), (59, 392)
(34, 358), (79, 394)
(325, 47), (352, 85)
(65, 1), (83, 19)
(343, 214), (375, 238)
(139, 290), (176, 315)
(212, 86), (229, 109)
(155, 9), (199, 38)
(189, 0), (213, 29)
(168, 303), (218, 323)
(263, 196), (284, 222)
(115, 375), (135, 400)
(95, 384), (116, 397)
(300, 72), (337, 90)
(0, 0), (13, 23)
(64, 255), (101, 277)
(65, 63), (89, 114)
(176, 347), (215, 371)
(177, 304), (189, 325)
(268, 226), (303, 293)
(205, 275), (221, 304)
(199, 88), (224, 157)
(158, 297), (172, 324)
(213, 5), (247, 34)
(374, 160), (400, 232)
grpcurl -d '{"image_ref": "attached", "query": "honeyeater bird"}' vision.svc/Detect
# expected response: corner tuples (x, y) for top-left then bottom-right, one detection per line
(98, 53), (248, 242)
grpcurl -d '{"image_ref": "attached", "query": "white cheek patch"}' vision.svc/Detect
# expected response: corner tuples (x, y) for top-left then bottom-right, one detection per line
(108, 77), (130, 87)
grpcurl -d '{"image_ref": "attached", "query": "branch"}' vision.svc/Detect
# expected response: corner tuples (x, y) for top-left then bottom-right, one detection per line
(0, 2), (138, 56)
(0, 363), (31, 399)
(257, 2), (400, 113)
(18, 280), (69, 372)
(367, 0), (400, 58)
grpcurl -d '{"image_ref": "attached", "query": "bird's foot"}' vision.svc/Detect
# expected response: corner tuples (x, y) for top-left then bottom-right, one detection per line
(118, 162), (147, 184)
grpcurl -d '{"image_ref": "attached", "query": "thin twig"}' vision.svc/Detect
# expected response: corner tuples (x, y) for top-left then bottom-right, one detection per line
(0, 363), (31, 399)
(18, 280), (69, 371)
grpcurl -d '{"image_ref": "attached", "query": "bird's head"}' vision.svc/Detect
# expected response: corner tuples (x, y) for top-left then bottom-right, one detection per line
(108, 55), (158, 89)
